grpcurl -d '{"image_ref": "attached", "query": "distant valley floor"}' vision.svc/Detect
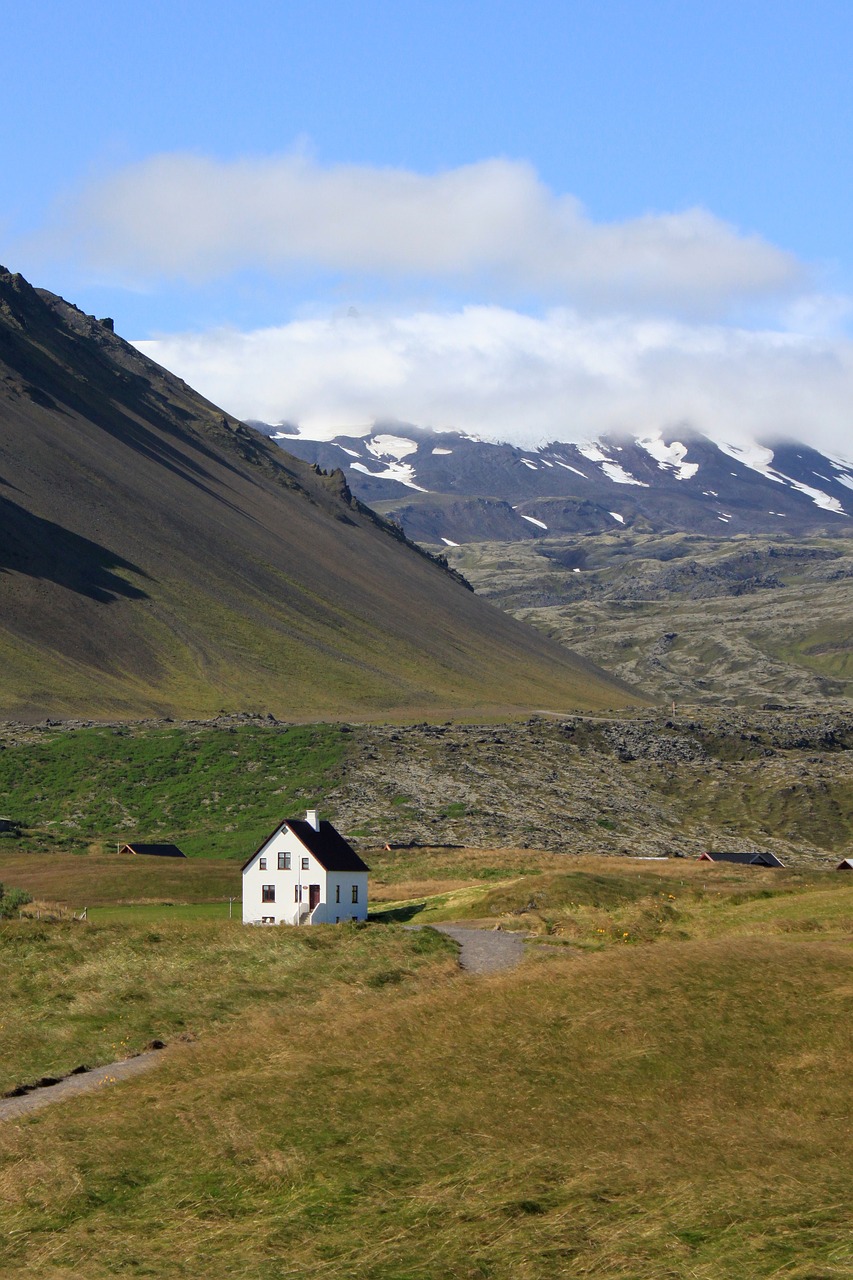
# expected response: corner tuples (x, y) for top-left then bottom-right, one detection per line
(438, 531), (853, 709)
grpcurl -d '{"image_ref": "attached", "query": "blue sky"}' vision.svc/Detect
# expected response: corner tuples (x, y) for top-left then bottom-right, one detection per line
(4, 1), (853, 449)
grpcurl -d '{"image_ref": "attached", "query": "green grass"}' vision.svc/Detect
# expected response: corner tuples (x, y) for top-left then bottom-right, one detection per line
(0, 723), (349, 857)
(88, 902), (233, 923)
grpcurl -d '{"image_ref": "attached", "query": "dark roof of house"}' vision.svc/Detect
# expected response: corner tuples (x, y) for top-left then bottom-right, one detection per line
(285, 820), (370, 872)
(119, 843), (187, 858)
(700, 851), (785, 867)
(837, 858), (853, 870)
(242, 819), (369, 873)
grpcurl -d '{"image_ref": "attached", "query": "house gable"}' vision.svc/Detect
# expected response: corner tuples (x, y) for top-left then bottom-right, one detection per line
(242, 811), (368, 925)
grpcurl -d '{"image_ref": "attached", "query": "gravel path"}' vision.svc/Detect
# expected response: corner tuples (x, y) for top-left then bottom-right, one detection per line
(1, 927), (525, 1124)
(0, 1049), (165, 1123)
(429, 924), (527, 974)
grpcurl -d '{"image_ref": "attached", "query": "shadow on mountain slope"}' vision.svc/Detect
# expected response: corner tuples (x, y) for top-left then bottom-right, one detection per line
(0, 493), (149, 603)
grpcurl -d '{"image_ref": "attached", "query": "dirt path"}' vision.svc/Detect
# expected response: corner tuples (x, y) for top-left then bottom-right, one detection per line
(430, 924), (527, 973)
(1, 927), (525, 1124)
(0, 1049), (165, 1123)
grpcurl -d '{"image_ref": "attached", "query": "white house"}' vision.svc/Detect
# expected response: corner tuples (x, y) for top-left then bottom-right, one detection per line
(242, 809), (369, 925)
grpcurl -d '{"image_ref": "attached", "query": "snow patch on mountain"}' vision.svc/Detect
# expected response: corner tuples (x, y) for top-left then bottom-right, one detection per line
(578, 443), (649, 487)
(553, 460), (589, 478)
(636, 432), (699, 480)
(368, 434), (418, 460)
(716, 440), (845, 513)
(351, 461), (427, 491)
(520, 514), (548, 529)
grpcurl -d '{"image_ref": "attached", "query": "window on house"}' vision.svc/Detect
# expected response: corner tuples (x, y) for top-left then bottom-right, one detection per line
(301, 857), (309, 870)
(335, 885), (340, 903)
(262, 885), (275, 902)
(261, 916), (275, 925)
(351, 885), (359, 904)
(278, 852), (290, 870)
(294, 885), (302, 903)
(259, 857), (267, 870)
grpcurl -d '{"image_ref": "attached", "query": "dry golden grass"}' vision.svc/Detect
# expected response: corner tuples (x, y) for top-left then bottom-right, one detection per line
(0, 851), (241, 908)
(2, 856), (851, 1278)
(1, 934), (850, 1278)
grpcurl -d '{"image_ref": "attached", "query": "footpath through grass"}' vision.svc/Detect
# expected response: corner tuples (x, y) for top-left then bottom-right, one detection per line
(1, 857), (851, 1278)
(0, 918), (455, 1095)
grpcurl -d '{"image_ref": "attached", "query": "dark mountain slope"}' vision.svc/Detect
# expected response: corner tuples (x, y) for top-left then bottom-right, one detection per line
(0, 269), (636, 718)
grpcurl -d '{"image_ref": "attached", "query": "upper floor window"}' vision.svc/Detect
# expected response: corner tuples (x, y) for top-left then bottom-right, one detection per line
(301, 857), (309, 871)
(259, 857), (267, 870)
(278, 852), (290, 870)
(351, 885), (359, 904)
(262, 885), (275, 903)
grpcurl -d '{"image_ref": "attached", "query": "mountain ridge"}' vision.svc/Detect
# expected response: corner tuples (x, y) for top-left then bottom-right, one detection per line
(0, 268), (636, 719)
(258, 420), (853, 544)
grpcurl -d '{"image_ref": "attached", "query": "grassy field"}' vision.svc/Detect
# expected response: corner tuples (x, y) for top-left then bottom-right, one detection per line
(1, 856), (851, 1278)
(0, 916), (454, 1097)
(0, 722), (349, 858)
(0, 851), (241, 909)
(368, 850), (853, 945)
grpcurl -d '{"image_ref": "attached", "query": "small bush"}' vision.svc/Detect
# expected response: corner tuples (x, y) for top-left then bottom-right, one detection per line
(0, 885), (33, 919)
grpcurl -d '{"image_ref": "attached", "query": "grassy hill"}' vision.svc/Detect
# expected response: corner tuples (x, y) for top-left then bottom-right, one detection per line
(0, 268), (635, 720)
(1, 856), (850, 1278)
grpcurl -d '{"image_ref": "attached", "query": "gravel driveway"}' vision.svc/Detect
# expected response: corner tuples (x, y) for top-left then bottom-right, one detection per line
(429, 924), (527, 973)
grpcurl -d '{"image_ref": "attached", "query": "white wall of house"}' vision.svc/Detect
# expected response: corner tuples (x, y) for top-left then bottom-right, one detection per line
(242, 824), (368, 925)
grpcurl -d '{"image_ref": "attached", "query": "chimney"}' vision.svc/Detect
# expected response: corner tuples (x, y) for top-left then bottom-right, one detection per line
(305, 808), (320, 831)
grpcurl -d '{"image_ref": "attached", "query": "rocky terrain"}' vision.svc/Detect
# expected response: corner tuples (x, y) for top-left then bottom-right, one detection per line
(439, 531), (853, 708)
(317, 712), (853, 868)
(2, 710), (850, 869)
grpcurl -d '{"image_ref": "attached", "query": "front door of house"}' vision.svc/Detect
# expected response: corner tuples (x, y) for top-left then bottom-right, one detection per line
(309, 884), (320, 911)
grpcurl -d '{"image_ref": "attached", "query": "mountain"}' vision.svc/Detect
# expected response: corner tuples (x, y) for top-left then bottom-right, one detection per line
(0, 268), (636, 719)
(260, 423), (853, 544)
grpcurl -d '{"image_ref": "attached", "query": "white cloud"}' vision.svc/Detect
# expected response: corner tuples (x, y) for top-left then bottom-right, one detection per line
(41, 151), (801, 314)
(135, 304), (853, 457)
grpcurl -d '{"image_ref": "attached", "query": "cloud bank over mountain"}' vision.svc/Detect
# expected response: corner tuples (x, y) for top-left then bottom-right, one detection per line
(137, 305), (853, 455)
(27, 148), (852, 455)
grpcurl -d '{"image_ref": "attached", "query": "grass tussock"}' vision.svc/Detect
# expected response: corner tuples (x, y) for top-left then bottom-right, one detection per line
(370, 850), (853, 945)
